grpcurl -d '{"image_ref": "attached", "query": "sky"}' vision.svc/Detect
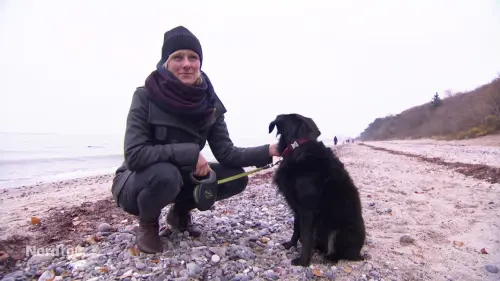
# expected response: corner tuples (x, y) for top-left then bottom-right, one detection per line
(1, 0), (499, 146)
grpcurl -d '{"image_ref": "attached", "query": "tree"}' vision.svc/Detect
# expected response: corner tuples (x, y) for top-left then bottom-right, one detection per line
(444, 89), (455, 98)
(485, 78), (500, 118)
(431, 92), (442, 108)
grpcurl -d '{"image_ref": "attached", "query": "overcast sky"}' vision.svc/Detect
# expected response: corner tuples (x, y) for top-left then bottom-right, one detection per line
(1, 0), (499, 145)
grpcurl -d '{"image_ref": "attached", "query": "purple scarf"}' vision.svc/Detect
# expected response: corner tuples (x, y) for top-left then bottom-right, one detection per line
(145, 66), (216, 124)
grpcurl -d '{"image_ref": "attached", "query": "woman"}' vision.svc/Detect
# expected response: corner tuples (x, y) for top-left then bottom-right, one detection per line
(111, 26), (280, 254)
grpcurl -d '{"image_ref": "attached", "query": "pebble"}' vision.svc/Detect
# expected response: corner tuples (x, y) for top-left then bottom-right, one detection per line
(97, 222), (113, 232)
(484, 264), (498, 273)
(211, 254), (221, 263)
(186, 262), (202, 276)
(305, 269), (314, 279)
(135, 261), (146, 270)
(399, 235), (415, 246)
(369, 270), (381, 278)
(2, 173), (395, 281)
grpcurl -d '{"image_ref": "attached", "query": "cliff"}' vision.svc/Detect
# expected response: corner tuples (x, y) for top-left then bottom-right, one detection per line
(359, 76), (500, 141)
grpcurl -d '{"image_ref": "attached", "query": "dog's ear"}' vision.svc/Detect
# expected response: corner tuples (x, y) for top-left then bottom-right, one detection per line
(304, 116), (321, 139)
(268, 121), (277, 134)
(268, 115), (285, 134)
(293, 114), (321, 139)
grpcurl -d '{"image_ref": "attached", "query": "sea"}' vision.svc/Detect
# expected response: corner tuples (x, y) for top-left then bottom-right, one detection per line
(0, 132), (294, 189)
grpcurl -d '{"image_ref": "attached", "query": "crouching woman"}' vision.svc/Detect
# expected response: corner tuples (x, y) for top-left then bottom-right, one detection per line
(111, 26), (279, 254)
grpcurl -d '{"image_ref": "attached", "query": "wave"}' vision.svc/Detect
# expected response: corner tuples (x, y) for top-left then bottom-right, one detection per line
(0, 167), (118, 189)
(0, 153), (124, 165)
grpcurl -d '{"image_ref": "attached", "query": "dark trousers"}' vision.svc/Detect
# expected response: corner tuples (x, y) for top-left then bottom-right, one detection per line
(115, 162), (248, 222)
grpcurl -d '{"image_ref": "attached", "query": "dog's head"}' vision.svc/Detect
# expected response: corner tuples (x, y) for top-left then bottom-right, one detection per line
(268, 113), (321, 154)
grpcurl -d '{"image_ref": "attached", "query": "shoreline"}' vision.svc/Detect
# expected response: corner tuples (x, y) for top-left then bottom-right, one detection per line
(0, 172), (116, 191)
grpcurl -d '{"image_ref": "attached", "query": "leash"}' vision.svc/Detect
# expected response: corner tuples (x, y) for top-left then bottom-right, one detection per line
(216, 138), (311, 184)
(192, 158), (283, 211)
(192, 139), (310, 210)
(203, 138), (312, 185)
(216, 159), (282, 184)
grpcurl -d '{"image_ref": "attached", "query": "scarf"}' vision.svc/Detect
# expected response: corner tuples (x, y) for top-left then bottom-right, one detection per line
(144, 66), (216, 126)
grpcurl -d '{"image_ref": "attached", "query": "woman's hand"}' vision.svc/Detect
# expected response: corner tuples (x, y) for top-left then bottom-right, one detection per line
(268, 143), (280, 157)
(195, 153), (211, 177)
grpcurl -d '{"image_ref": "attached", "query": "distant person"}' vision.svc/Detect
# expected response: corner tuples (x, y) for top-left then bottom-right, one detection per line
(111, 26), (280, 254)
(334, 136), (338, 145)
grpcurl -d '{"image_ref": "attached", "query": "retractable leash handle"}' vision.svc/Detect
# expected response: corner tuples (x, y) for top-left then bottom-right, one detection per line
(191, 170), (218, 211)
(190, 160), (283, 211)
(189, 170), (217, 185)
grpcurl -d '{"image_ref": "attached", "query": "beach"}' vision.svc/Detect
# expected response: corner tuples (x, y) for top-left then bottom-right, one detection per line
(0, 175), (114, 240)
(1, 137), (499, 280)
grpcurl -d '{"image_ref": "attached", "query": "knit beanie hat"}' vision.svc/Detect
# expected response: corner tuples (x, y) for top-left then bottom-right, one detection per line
(156, 26), (203, 68)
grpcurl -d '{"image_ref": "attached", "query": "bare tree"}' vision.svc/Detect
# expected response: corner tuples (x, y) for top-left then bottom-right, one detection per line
(444, 89), (455, 98)
(485, 84), (500, 118)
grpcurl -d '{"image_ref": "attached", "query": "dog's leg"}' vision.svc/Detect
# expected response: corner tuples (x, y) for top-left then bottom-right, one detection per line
(325, 230), (338, 255)
(324, 252), (341, 263)
(326, 229), (364, 263)
(291, 209), (314, 267)
(324, 231), (341, 264)
(326, 248), (364, 262)
(283, 213), (300, 249)
(342, 249), (365, 261)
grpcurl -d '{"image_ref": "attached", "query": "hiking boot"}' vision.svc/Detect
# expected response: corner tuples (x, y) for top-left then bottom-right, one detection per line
(167, 206), (202, 237)
(136, 221), (163, 254)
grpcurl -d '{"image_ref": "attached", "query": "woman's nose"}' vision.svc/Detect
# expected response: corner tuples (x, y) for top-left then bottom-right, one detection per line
(181, 58), (191, 68)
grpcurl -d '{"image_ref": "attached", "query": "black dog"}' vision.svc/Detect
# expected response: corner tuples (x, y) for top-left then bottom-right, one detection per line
(269, 113), (366, 267)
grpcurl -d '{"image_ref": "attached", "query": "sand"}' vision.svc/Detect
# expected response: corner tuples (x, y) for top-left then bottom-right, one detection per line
(1, 138), (499, 280)
(0, 175), (114, 240)
(364, 133), (500, 167)
(339, 143), (500, 280)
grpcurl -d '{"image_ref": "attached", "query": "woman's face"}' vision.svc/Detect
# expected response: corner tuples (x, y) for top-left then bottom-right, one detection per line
(166, 49), (201, 85)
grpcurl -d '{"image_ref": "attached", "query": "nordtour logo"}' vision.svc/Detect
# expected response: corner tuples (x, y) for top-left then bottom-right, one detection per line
(25, 245), (89, 257)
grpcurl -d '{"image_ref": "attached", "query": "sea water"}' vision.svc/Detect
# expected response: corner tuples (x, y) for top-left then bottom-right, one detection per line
(0, 132), (284, 189)
(0, 132), (335, 189)
(0, 132), (122, 188)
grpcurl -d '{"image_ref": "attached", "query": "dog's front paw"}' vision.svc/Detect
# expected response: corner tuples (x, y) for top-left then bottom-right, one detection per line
(282, 241), (296, 250)
(291, 257), (310, 267)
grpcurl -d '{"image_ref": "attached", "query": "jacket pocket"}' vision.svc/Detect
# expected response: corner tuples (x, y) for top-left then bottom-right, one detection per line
(164, 127), (195, 144)
(111, 170), (132, 206)
(154, 126), (168, 142)
(149, 102), (200, 144)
